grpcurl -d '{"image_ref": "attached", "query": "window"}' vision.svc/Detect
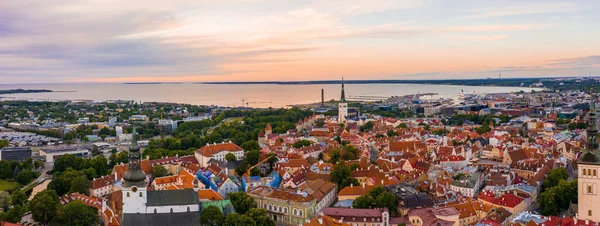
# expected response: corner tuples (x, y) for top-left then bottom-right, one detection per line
(187, 207), (190, 212)
(590, 210), (593, 216)
(584, 169), (587, 176)
(139, 192), (143, 197)
(154, 209), (157, 214)
(299, 210), (303, 216)
(589, 169), (592, 176)
(595, 169), (598, 177)
(589, 185), (593, 194)
(127, 192), (130, 197)
(170, 208), (173, 213)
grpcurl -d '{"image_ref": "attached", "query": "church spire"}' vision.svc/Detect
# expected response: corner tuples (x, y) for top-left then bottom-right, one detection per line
(587, 90), (599, 151)
(579, 89), (600, 163)
(123, 124), (146, 187)
(340, 77), (346, 102)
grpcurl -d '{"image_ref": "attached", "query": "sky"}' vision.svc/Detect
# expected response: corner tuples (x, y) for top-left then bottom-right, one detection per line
(1, 0), (599, 83)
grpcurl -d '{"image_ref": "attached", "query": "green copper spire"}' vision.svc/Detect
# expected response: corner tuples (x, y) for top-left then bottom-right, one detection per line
(587, 90), (598, 151)
(123, 123), (146, 186)
(579, 89), (600, 164)
(129, 125), (139, 152)
(340, 77), (346, 102)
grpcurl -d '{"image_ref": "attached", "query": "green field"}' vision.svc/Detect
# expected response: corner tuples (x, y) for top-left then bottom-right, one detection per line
(0, 180), (19, 191)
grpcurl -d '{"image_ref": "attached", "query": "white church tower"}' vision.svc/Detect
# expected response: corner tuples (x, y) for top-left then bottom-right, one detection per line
(578, 91), (600, 223)
(338, 78), (348, 123)
(122, 126), (148, 214)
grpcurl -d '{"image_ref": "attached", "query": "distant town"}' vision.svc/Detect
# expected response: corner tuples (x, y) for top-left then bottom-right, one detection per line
(0, 76), (599, 226)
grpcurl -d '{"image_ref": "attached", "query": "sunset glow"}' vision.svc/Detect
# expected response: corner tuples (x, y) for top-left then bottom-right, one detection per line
(1, 0), (599, 83)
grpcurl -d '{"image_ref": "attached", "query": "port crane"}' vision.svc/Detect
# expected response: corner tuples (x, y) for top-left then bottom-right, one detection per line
(245, 155), (274, 176)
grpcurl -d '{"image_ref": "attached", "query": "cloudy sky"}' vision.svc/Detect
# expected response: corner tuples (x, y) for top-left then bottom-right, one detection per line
(1, 0), (599, 83)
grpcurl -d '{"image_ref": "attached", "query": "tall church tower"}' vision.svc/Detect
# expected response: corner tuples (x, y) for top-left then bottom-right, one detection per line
(338, 77), (348, 123)
(578, 91), (600, 222)
(122, 126), (148, 214)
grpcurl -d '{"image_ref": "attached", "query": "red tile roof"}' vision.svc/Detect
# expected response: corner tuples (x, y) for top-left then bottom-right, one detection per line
(196, 142), (243, 157)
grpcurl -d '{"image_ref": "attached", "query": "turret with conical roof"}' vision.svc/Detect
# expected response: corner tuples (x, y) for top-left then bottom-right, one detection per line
(123, 125), (147, 187)
(579, 90), (600, 164)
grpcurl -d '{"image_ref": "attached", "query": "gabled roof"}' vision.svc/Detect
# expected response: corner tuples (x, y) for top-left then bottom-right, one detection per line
(146, 190), (199, 206)
(196, 142), (243, 157)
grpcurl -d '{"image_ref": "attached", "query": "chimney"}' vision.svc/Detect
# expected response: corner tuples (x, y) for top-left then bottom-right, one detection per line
(350, 183), (353, 188)
(321, 89), (325, 107)
(317, 218), (323, 224)
(362, 183), (365, 188)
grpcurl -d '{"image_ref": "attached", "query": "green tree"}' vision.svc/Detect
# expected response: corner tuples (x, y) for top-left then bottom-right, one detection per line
(10, 190), (27, 207)
(386, 130), (398, 137)
(240, 140), (259, 151)
(246, 208), (275, 226)
(16, 169), (34, 185)
(224, 213), (256, 226)
(152, 165), (170, 178)
(0, 160), (13, 179)
(246, 150), (260, 165)
(199, 206), (225, 226)
(0, 140), (8, 148)
(91, 146), (100, 156)
(292, 140), (312, 149)
(543, 167), (568, 191)
(375, 192), (398, 216)
(0, 191), (10, 210)
(368, 186), (386, 198)
(52, 200), (99, 226)
(30, 190), (60, 225)
(0, 204), (24, 223)
(539, 189), (559, 216)
(330, 149), (341, 164)
(246, 208), (276, 226)
(53, 154), (81, 174)
(225, 153), (237, 162)
(476, 125), (491, 134)
(69, 176), (90, 195)
(331, 162), (354, 190)
(352, 194), (375, 209)
(227, 192), (256, 215)
(235, 160), (249, 176)
(48, 177), (70, 197)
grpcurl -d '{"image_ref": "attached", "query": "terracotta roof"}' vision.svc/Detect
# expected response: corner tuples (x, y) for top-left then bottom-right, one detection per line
(337, 184), (376, 197)
(153, 175), (177, 185)
(91, 174), (115, 189)
(196, 142), (243, 157)
(305, 215), (351, 226)
(197, 189), (223, 201)
(323, 207), (387, 219)
(280, 158), (310, 169)
(247, 186), (315, 203)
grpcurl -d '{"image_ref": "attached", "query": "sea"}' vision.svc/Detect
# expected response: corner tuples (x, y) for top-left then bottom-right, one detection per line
(0, 83), (540, 108)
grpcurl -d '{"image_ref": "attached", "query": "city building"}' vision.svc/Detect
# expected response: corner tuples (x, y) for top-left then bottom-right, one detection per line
(248, 186), (317, 225)
(321, 207), (390, 226)
(0, 147), (32, 162)
(578, 93), (600, 223)
(40, 146), (90, 162)
(121, 127), (200, 226)
(129, 115), (149, 122)
(194, 141), (244, 167)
